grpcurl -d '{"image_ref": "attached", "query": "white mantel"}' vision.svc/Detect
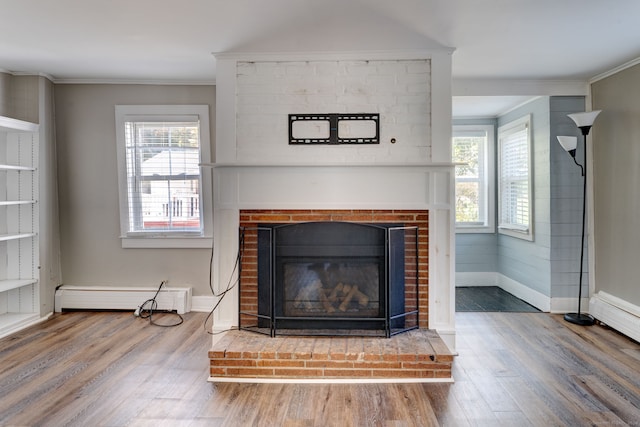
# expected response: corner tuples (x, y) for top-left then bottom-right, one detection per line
(210, 50), (456, 350)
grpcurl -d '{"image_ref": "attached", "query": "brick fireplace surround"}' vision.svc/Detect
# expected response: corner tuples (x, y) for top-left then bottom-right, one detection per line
(238, 209), (430, 329)
(209, 209), (454, 382)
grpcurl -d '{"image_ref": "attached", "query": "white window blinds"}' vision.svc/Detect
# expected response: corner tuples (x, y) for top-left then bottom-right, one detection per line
(123, 118), (202, 235)
(498, 116), (532, 239)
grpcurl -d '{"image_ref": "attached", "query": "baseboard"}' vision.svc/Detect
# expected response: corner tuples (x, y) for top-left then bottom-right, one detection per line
(191, 295), (215, 312)
(455, 271), (551, 312)
(455, 272), (497, 287)
(54, 285), (192, 314)
(590, 291), (640, 343)
(549, 297), (591, 315)
(496, 274), (551, 312)
(0, 312), (53, 340)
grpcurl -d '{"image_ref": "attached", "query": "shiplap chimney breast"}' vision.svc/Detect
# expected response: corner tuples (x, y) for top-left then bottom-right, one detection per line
(235, 60), (431, 164)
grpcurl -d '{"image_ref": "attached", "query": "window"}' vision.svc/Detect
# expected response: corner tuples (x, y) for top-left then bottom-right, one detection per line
(452, 125), (495, 233)
(115, 105), (212, 248)
(497, 115), (533, 240)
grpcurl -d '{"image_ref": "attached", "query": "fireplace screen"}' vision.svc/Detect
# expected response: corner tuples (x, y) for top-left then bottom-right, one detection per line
(239, 222), (419, 337)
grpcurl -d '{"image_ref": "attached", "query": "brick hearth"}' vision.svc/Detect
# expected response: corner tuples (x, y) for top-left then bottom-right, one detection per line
(209, 329), (453, 381)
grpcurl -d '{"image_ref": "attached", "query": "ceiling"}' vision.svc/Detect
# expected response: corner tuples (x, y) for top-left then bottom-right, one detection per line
(2, 0), (640, 117)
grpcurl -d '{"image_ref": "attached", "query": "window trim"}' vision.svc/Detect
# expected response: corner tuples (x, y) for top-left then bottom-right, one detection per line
(453, 124), (495, 234)
(115, 105), (212, 249)
(497, 115), (534, 241)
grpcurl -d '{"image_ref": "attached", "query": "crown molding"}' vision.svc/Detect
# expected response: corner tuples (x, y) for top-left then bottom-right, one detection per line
(51, 78), (216, 85)
(0, 70), (54, 82)
(212, 48), (455, 62)
(590, 56), (640, 83)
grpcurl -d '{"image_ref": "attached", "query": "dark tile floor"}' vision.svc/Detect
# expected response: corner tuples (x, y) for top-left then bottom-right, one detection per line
(456, 286), (541, 312)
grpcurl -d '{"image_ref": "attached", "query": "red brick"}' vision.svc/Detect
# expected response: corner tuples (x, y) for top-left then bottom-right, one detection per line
(259, 351), (276, 359)
(273, 368), (323, 377)
(226, 367), (275, 377)
(213, 358), (257, 367)
(257, 359), (305, 368)
(353, 361), (402, 369)
(277, 352), (293, 359)
(435, 370), (453, 378)
(374, 369), (426, 378)
(209, 367), (226, 376)
(381, 353), (399, 362)
(323, 369), (373, 377)
(305, 360), (355, 369)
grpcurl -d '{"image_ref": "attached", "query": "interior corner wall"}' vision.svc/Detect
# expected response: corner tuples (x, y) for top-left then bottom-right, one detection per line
(0, 73), (11, 117)
(0, 73), (39, 123)
(548, 96), (587, 299)
(495, 97), (552, 297)
(38, 76), (63, 316)
(591, 64), (640, 307)
(54, 84), (216, 296)
(454, 98), (588, 307)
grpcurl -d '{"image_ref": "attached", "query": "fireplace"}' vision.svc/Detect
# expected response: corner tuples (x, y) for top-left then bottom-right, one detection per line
(238, 211), (425, 337)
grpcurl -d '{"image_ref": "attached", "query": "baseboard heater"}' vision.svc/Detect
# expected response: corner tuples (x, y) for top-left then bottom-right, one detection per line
(54, 285), (192, 314)
(590, 291), (640, 343)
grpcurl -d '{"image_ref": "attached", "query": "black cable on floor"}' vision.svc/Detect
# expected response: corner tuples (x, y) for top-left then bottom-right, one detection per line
(137, 280), (184, 327)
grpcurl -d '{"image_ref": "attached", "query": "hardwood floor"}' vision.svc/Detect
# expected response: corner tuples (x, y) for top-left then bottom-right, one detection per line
(1, 310), (639, 426)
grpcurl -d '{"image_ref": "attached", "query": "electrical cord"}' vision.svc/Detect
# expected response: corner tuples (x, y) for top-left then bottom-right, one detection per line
(136, 280), (184, 327)
(203, 228), (245, 335)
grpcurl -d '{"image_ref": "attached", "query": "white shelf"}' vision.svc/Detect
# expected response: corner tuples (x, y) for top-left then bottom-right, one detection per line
(0, 233), (37, 242)
(0, 313), (42, 339)
(0, 200), (36, 206)
(0, 279), (37, 293)
(0, 164), (36, 171)
(0, 115), (39, 339)
(0, 116), (39, 133)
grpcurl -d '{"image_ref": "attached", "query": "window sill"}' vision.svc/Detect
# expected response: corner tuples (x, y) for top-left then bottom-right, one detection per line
(498, 228), (533, 241)
(121, 236), (213, 249)
(456, 226), (495, 234)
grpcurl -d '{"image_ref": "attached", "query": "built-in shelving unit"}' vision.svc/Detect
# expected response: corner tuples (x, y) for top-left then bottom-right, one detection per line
(0, 116), (40, 338)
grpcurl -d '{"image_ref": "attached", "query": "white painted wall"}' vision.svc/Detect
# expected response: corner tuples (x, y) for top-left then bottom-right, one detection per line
(591, 64), (640, 308)
(235, 59), (431, 164)
(54, 84), (216, 295)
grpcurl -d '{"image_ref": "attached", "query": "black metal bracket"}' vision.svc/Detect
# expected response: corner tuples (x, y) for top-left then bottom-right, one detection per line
(288, 113), (380, 145)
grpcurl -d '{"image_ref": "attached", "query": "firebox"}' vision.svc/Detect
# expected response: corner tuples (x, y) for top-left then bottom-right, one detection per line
(239, 221), (419, 337)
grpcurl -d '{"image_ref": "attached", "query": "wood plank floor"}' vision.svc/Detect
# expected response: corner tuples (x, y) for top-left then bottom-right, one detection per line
(1, 311), (639, 426)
